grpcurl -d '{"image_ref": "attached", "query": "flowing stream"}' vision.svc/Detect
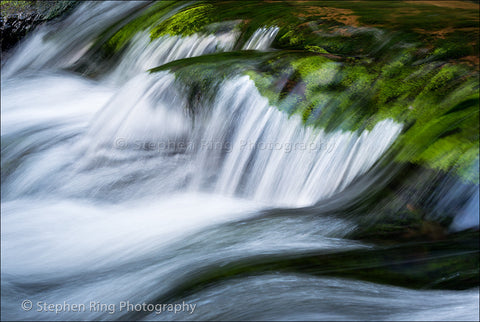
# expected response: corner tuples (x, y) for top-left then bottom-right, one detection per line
(1, 2), (478, 321)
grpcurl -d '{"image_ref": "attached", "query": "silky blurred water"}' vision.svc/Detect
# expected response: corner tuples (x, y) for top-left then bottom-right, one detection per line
(1, 1), (478, 321)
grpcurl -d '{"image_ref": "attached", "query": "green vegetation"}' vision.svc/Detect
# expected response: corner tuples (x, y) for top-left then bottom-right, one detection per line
(150, 51), (277, 112)
(151, 3), (214, 38)
(242, 51), (478, 182)
(104, 1), (183, 53)
(1, 0), (478, 310)
(87, 0), (479, 183)
(0, 0), (35, 15)
(140, 0), (478, 63)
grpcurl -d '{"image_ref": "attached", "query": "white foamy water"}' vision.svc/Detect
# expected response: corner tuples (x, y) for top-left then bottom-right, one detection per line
(191, 75), (402, 206)
(2, 71), (402, 206)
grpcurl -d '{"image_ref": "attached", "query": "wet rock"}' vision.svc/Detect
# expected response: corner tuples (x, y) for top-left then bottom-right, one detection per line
(1, 1), (76, 52)
(1, 12), (44, 51)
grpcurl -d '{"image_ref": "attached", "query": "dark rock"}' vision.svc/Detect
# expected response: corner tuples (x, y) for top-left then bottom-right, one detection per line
(1, 1), (77, 52)
(1, 11), (43, 51)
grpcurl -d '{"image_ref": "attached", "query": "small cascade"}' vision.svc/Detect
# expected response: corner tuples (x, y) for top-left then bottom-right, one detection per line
(1, 1), (145, 78)
(106, 30), (240, 83)
(2, 71), (402, 206)
(243, 26), (279, 50)
(191, 75), (402, 206)
(2, 1), (240, 83)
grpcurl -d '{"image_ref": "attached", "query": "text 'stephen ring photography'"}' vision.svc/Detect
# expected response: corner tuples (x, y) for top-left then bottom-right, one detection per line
(1, 0), (478, 321)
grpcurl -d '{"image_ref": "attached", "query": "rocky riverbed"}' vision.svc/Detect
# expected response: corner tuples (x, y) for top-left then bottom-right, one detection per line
(1, 0), (76, 52)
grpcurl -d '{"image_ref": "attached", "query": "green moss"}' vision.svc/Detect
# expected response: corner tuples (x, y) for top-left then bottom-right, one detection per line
(424, 64), (462, 92)
(305, 45), (329, 54)
(340, 65), (375, 90)
(290, 56), (338, 111)
(244, 70), (279, 104)
(279, 28), (306, 48)
(237, 47), (478, 183)
(416, 135), (474, 172)
(113, 0), (480, 183)
(104, 1), (180, 53)
(150, 51), (277, 112)
(291, 56), (332, 78)
(151, 3), (214, 38)
(0, 0), (35, 15)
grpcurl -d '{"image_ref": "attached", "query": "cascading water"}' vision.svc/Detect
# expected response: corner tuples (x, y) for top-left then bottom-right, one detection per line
(106, 31), (240, 84)
(243, 26), (279, 51)
(1, 1), (478, 321)
(1, 2), (146, 78)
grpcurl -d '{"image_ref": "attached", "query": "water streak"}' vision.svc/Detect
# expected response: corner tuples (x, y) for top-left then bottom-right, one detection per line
(243, 26), (279, 51)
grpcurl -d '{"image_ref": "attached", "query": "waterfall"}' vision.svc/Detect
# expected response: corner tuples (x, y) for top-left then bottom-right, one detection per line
(1, 71), (402, 205)
(106, 30), (240, 83)
(243, 26), (279, 50)
(1, 2), (478, 321)
(1, 1), (239, 81)
(190, 75), (402, 206)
